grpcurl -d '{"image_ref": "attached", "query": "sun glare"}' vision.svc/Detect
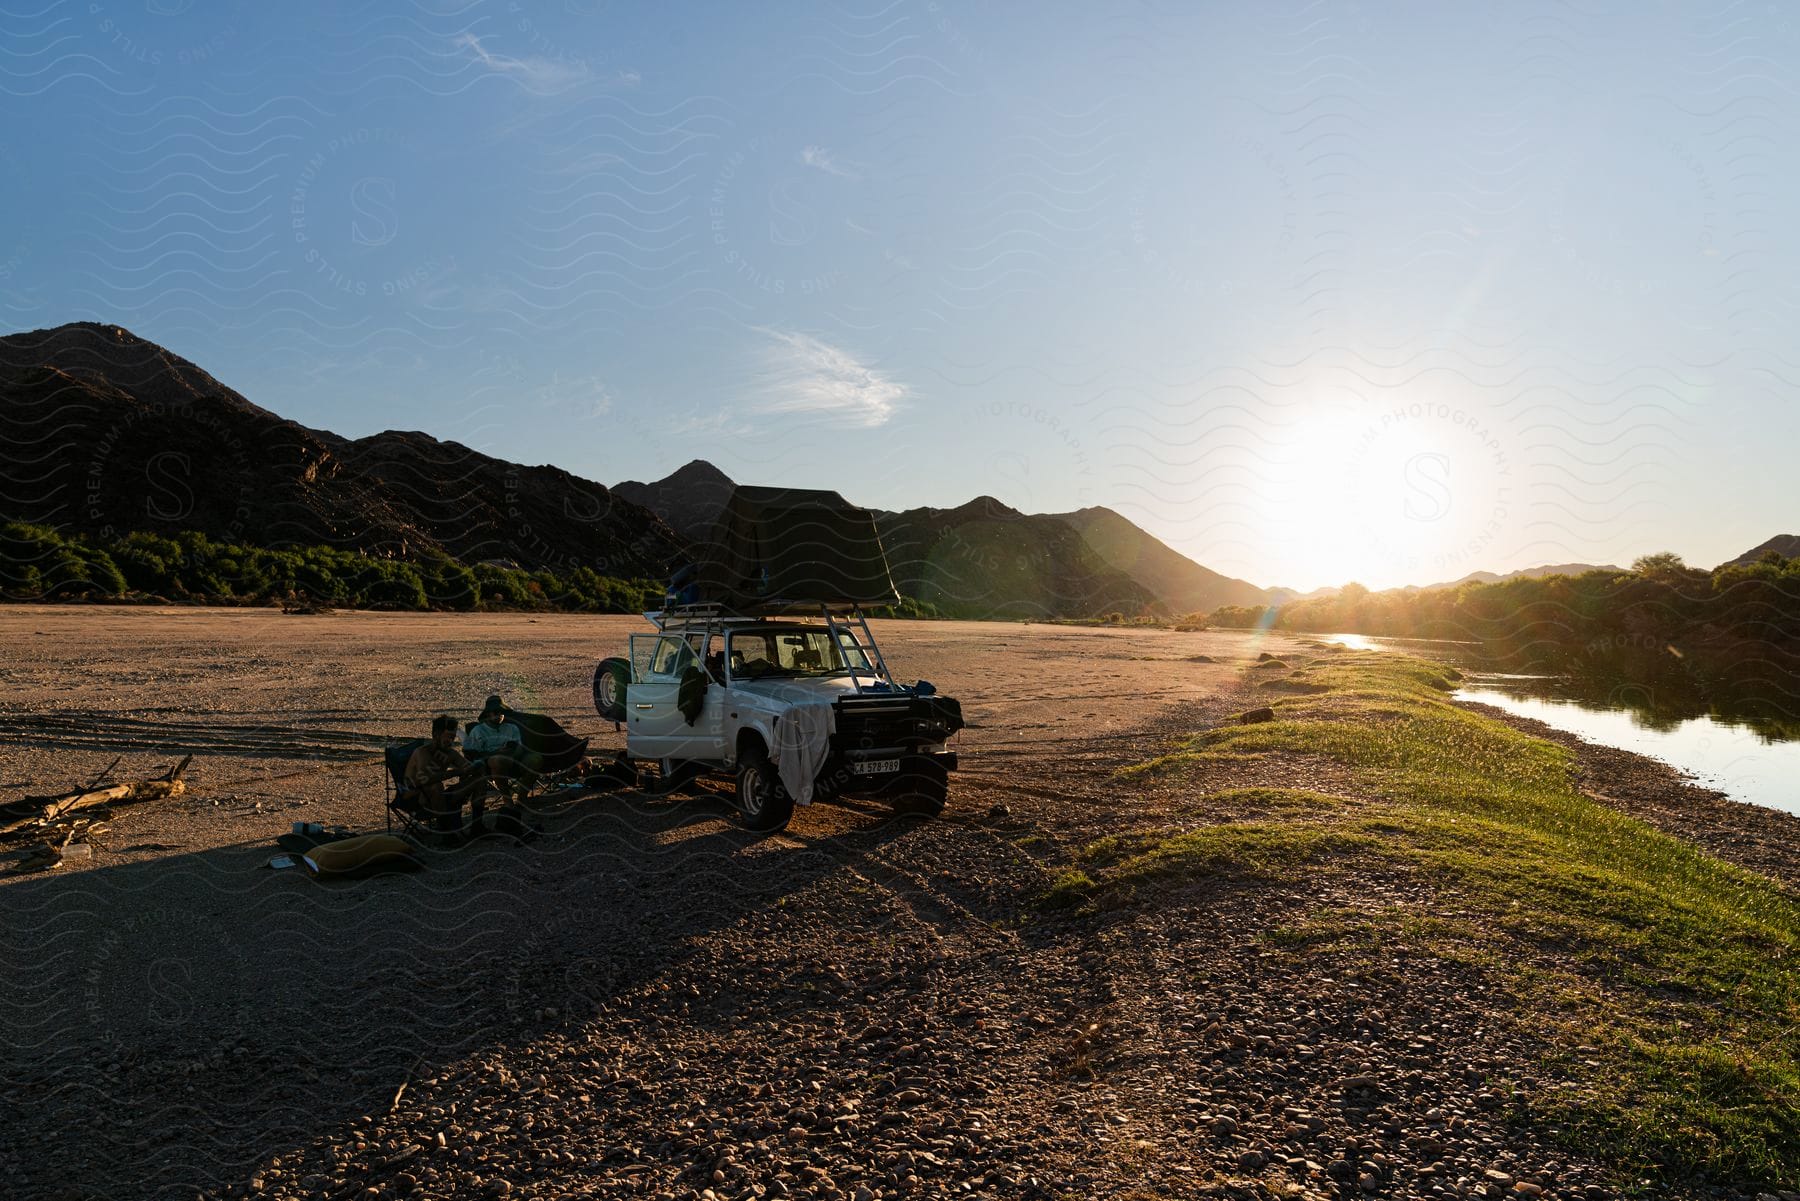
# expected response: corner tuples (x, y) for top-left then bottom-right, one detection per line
(1253, 402), (1513, 591)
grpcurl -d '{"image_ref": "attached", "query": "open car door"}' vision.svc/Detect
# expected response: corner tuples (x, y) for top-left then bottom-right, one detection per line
(625, 633), (724, 761)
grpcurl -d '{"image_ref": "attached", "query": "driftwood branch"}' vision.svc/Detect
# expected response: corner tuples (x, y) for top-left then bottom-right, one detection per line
(0, 755), (193, 838)
(85, 755), (122, 789)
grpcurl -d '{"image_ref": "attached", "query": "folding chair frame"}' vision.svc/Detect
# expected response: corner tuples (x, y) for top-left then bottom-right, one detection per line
(383, 740), (433, 837)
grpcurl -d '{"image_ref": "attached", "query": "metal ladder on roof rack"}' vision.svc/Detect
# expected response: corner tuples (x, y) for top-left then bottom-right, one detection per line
(823, 603), (895, 694)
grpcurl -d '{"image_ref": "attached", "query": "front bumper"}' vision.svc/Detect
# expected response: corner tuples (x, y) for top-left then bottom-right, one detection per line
(841, 748), (957, 772)
(823, 750), (956, 795)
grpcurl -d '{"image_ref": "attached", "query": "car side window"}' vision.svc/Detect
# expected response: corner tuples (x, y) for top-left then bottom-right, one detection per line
(649, 636), (696, 680)
(727, 631), (772, 677)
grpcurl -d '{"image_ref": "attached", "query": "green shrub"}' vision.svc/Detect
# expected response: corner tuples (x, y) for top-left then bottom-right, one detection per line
(0, 524), (655, 614)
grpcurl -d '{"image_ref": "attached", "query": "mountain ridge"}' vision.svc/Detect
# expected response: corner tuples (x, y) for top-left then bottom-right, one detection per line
(7, 322), (1731, 617)
(614, 461), (1252, 618)
(1047, 505), (1270, 614)
(1727, 535), (1800, 567)
(0, 322), (683, 577)
(1419, 562), (1623, 590)
(614, 459), (736, 542)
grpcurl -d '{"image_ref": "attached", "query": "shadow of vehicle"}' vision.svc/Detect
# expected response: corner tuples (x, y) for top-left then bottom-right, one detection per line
(0, 785), (926, 1199)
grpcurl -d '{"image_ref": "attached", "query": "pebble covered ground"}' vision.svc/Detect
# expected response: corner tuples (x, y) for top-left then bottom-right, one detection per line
(1, 608), (1795, 1201)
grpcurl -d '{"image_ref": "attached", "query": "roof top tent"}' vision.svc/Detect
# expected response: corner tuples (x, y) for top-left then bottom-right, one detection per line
(690, 485), (900, 610)
(656, 486), (903, 692)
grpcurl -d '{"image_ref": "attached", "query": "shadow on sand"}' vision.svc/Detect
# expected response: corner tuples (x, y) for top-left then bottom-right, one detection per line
(0, 784), (932, 1200)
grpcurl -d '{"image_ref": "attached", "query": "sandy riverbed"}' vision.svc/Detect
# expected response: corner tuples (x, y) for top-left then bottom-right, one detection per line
(0, 607), (1287, 866)
(1, 608), (1790, 1201)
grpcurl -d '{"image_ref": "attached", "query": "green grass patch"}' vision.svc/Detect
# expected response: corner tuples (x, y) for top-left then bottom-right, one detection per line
(1118, 746), (1270, 779)
(1112, 650), (1800, 1187)
(1040, 869), (1099, 911)
(1058, 790), (1373, 895)
(1105, 820), (1373, 887)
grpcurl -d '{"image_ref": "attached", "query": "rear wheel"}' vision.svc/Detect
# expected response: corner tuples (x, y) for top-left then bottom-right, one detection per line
(593, 656), (629, 721)
(736, 746), (795, 833)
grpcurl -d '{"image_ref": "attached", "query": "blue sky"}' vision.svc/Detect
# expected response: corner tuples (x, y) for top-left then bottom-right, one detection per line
(2, 1), (1795, 590)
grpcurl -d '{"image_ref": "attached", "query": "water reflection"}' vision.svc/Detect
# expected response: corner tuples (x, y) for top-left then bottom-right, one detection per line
(1453, 688), (1799, 817)
(1316, 632), (1480, 656)
(1309, 632), (1800, 816)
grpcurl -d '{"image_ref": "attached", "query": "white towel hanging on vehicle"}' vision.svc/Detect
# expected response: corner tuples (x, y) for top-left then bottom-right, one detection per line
(772, 702), (833, 805)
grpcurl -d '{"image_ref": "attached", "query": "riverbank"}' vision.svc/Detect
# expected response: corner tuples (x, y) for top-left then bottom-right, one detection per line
(1054, 648), (1800, 1194)
(1459, 698), (1800, 894)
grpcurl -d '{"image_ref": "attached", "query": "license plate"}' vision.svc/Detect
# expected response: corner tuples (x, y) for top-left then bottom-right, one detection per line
(852, 758), (899, 775)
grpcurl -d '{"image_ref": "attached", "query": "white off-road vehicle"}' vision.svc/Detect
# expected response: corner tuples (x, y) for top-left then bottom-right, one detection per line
(592, 603), (963, 832)
(591, 483), (965, 832)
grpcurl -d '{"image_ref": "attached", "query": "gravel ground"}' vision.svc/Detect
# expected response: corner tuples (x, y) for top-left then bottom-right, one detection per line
(0, 608), (1794, 1201)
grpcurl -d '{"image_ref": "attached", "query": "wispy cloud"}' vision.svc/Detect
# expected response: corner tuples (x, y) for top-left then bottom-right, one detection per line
(452, 33), (593, 92)
(753, 329), (904, 428)
(800, 145), (860, 179)
(532, 372), (613, 421)
(673, 409), (752, 437)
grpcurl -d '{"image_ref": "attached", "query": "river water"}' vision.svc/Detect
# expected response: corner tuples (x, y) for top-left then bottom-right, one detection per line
(1317, 633), (1800, 817)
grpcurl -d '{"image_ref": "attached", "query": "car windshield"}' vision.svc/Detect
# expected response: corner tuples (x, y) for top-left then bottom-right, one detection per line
(728, 628), (876, 679)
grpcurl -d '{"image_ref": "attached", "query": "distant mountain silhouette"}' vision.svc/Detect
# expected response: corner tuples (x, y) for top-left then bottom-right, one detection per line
(1726, 535), (1800, 567)
(1265, 585), (1332, 605)
(614, 461), (1255, 618)
(7, 325), (1703, 618)
(0, 327), (1261, 618)
(1419, 563), (1621, 590)
(1048, 506), (1269, 614)
(874, 495), (1156, 619)
(1263, 564), (1624, 605)
(614, 459), (736, 542)
(0, 322), (682, 575)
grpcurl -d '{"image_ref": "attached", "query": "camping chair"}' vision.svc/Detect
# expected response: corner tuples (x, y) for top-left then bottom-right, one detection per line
(386, 741), (520, 842)
(462, 707), (591, 795)
(383, 739), (432, 836)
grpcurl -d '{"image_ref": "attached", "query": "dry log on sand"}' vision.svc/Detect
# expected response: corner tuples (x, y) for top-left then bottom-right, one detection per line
(0, 754), (191, 838)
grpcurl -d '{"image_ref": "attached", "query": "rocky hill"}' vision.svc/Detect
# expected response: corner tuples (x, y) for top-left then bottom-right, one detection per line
(1048, 506), (1268, 614)
(0, 323), (1273, 618)
(1727, 535), (1800, 567)
(616, 460), (1239, 618)
(874, 496), (1157, 619)
(0, 323), (682, 576)
(614, 459), (736, 542)
(1420, 563), (1621, 590)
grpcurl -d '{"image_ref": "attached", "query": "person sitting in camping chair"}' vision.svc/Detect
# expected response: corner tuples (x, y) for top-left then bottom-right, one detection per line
(405, 715), (493, 835)
(462, 695), (543, 801)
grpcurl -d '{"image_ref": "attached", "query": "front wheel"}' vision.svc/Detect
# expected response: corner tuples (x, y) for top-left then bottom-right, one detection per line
(885, 758), (949, 818)
(736, 747), (795, 833)
(891, 776), (947, 817)
(593, 656), (629, 721)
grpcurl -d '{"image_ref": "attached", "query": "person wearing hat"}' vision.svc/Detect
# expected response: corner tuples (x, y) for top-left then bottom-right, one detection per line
(463, 695), (542, 800)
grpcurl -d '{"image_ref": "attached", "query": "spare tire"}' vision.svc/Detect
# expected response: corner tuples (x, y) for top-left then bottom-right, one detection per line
(593, 656), (630, 721)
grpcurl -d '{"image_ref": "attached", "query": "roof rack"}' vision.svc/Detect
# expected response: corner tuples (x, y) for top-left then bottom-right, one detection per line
(644, 601), (898, 689)
(654, 598), (874, 623)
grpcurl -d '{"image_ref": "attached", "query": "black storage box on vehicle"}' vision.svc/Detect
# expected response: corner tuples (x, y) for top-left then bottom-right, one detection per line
(691, 486), (901, 610)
